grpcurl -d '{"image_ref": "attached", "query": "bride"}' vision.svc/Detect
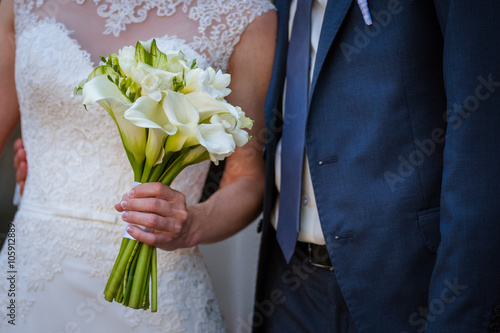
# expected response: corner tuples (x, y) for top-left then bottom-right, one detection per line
(0, 0), (276, 332)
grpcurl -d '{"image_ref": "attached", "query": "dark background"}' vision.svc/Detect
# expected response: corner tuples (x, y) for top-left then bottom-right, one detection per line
(0, 125), (20, 250)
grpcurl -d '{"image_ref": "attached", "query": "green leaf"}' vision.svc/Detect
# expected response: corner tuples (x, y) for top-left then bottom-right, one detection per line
(87, 65), (117, 82)
(135, 41), (152, 65)
(150, 39), (169, 70)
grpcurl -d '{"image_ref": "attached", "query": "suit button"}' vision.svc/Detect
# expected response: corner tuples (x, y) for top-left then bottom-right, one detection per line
(301, 194), (309, 206)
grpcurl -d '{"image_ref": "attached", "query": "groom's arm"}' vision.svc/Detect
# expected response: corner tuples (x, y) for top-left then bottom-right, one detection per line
(427, 1), (500, 331)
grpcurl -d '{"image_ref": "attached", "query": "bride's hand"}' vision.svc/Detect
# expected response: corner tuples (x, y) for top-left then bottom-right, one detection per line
(115, 183), (197, 251)
(13, 138), (27, 195)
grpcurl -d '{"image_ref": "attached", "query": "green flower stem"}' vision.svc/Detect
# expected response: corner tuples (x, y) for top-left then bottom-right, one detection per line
(104, 239), (138, 302)
(148, 151), (177, 182)
(129, 243), (152, 309)
(105, 147), (208, 311)
(104, 237), (129, 294)
(159, 146), (209, 185)
(151, 247), (157, 312)
(115, 278), (124, 303)
(142, 265), (151, 310)
(140, 160), (154, 183)
(122, 241), (141, 306)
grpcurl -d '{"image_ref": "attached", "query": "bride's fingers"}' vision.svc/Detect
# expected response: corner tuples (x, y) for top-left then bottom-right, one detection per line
(121, 197), (180, 217)
(15, 161), (27, 183)
(13, 147), (26, 170)
(129, 182), (182, 202)
(18, 181), (25, 195)
(13, 138), (24, 154)
(121, 209), (182, 233)
(125, 225), (173, 249)
(115, 193), (132, 212)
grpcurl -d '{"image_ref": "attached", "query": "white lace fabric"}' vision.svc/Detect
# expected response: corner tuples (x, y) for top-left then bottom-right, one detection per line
(0, 0), (275, 331)
(16, 0), (275, 71)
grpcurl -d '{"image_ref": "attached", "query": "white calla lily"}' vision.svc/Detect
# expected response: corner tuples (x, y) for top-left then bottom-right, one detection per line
(124, 96), (179, 181)
(162, 91), (201, 151)
(124, 96), (177, 135)
(82, 75), (146, 179)
(185, 91), (231, 122)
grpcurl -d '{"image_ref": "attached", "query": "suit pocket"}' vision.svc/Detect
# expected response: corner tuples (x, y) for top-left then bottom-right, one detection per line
(417, 207), (441, 253)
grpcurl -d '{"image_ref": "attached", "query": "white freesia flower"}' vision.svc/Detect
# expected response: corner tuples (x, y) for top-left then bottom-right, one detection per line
(141, 72), (163, 102)
(165, 51), (188, 73)
(118, 46), (137, 78)
(210, 113), (249, 147)
(182, 68), (210, 94)
(207, 68), (231, 100)
(131, 62), (180, 96)
(182, 67), (231, 100)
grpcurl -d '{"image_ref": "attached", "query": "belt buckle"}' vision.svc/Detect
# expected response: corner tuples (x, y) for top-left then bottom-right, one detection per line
(307, 243), (334, 271)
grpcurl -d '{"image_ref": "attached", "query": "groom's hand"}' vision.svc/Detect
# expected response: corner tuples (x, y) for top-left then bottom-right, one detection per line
(115, 182), (198, 251)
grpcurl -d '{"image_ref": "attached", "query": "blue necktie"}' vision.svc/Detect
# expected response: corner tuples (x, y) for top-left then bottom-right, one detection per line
(277, 0), (312, 263)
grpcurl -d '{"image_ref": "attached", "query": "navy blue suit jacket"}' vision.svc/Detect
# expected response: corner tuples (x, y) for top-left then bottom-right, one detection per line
(257, 0), (500, 331)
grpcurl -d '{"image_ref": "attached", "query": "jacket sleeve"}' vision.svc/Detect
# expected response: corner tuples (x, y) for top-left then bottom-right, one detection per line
(427, 1), (500, 331)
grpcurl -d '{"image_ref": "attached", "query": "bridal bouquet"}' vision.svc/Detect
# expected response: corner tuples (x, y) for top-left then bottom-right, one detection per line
(74, 39), (253, 312)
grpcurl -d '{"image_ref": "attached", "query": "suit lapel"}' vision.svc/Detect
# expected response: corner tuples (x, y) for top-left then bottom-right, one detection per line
(310, 0), (353, 101)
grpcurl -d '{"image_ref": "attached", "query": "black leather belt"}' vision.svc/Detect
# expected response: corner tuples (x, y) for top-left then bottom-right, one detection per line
(297, 241), (334, 271)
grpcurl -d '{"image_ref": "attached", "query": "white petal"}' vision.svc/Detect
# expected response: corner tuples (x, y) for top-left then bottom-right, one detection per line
(125, 96), (177, 135)
(197, 123), (235, 156)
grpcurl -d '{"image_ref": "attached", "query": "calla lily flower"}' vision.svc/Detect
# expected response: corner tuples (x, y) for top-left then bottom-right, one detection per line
(124, 96), (179, 181)
(185, 91), (232, 122)
(82, 75), (146, 180)
(162, 91), (201, 151)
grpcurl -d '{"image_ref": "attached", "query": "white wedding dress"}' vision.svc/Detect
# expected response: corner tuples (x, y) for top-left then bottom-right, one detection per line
(0, 1), (274, 332)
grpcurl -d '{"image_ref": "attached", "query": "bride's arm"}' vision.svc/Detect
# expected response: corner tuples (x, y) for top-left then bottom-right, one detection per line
(0, 0), (20, 156)
(115, 10), (277, 251)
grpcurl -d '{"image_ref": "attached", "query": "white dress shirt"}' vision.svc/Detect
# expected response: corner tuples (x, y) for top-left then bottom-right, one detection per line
(272, 0), (328, 245)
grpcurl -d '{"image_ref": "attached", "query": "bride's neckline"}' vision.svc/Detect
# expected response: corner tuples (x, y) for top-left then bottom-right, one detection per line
(28, 0), (194, 65)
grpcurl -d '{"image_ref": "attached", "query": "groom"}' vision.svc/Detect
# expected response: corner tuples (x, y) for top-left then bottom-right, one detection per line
(254, 0), (500, 332)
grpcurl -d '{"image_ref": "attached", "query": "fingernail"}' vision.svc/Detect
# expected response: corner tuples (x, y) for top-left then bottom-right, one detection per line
(122, 211), (128, 220)
(120, 201), (127, 209)
(126, 225), (133, 234)
(128, 189), (135, 198)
